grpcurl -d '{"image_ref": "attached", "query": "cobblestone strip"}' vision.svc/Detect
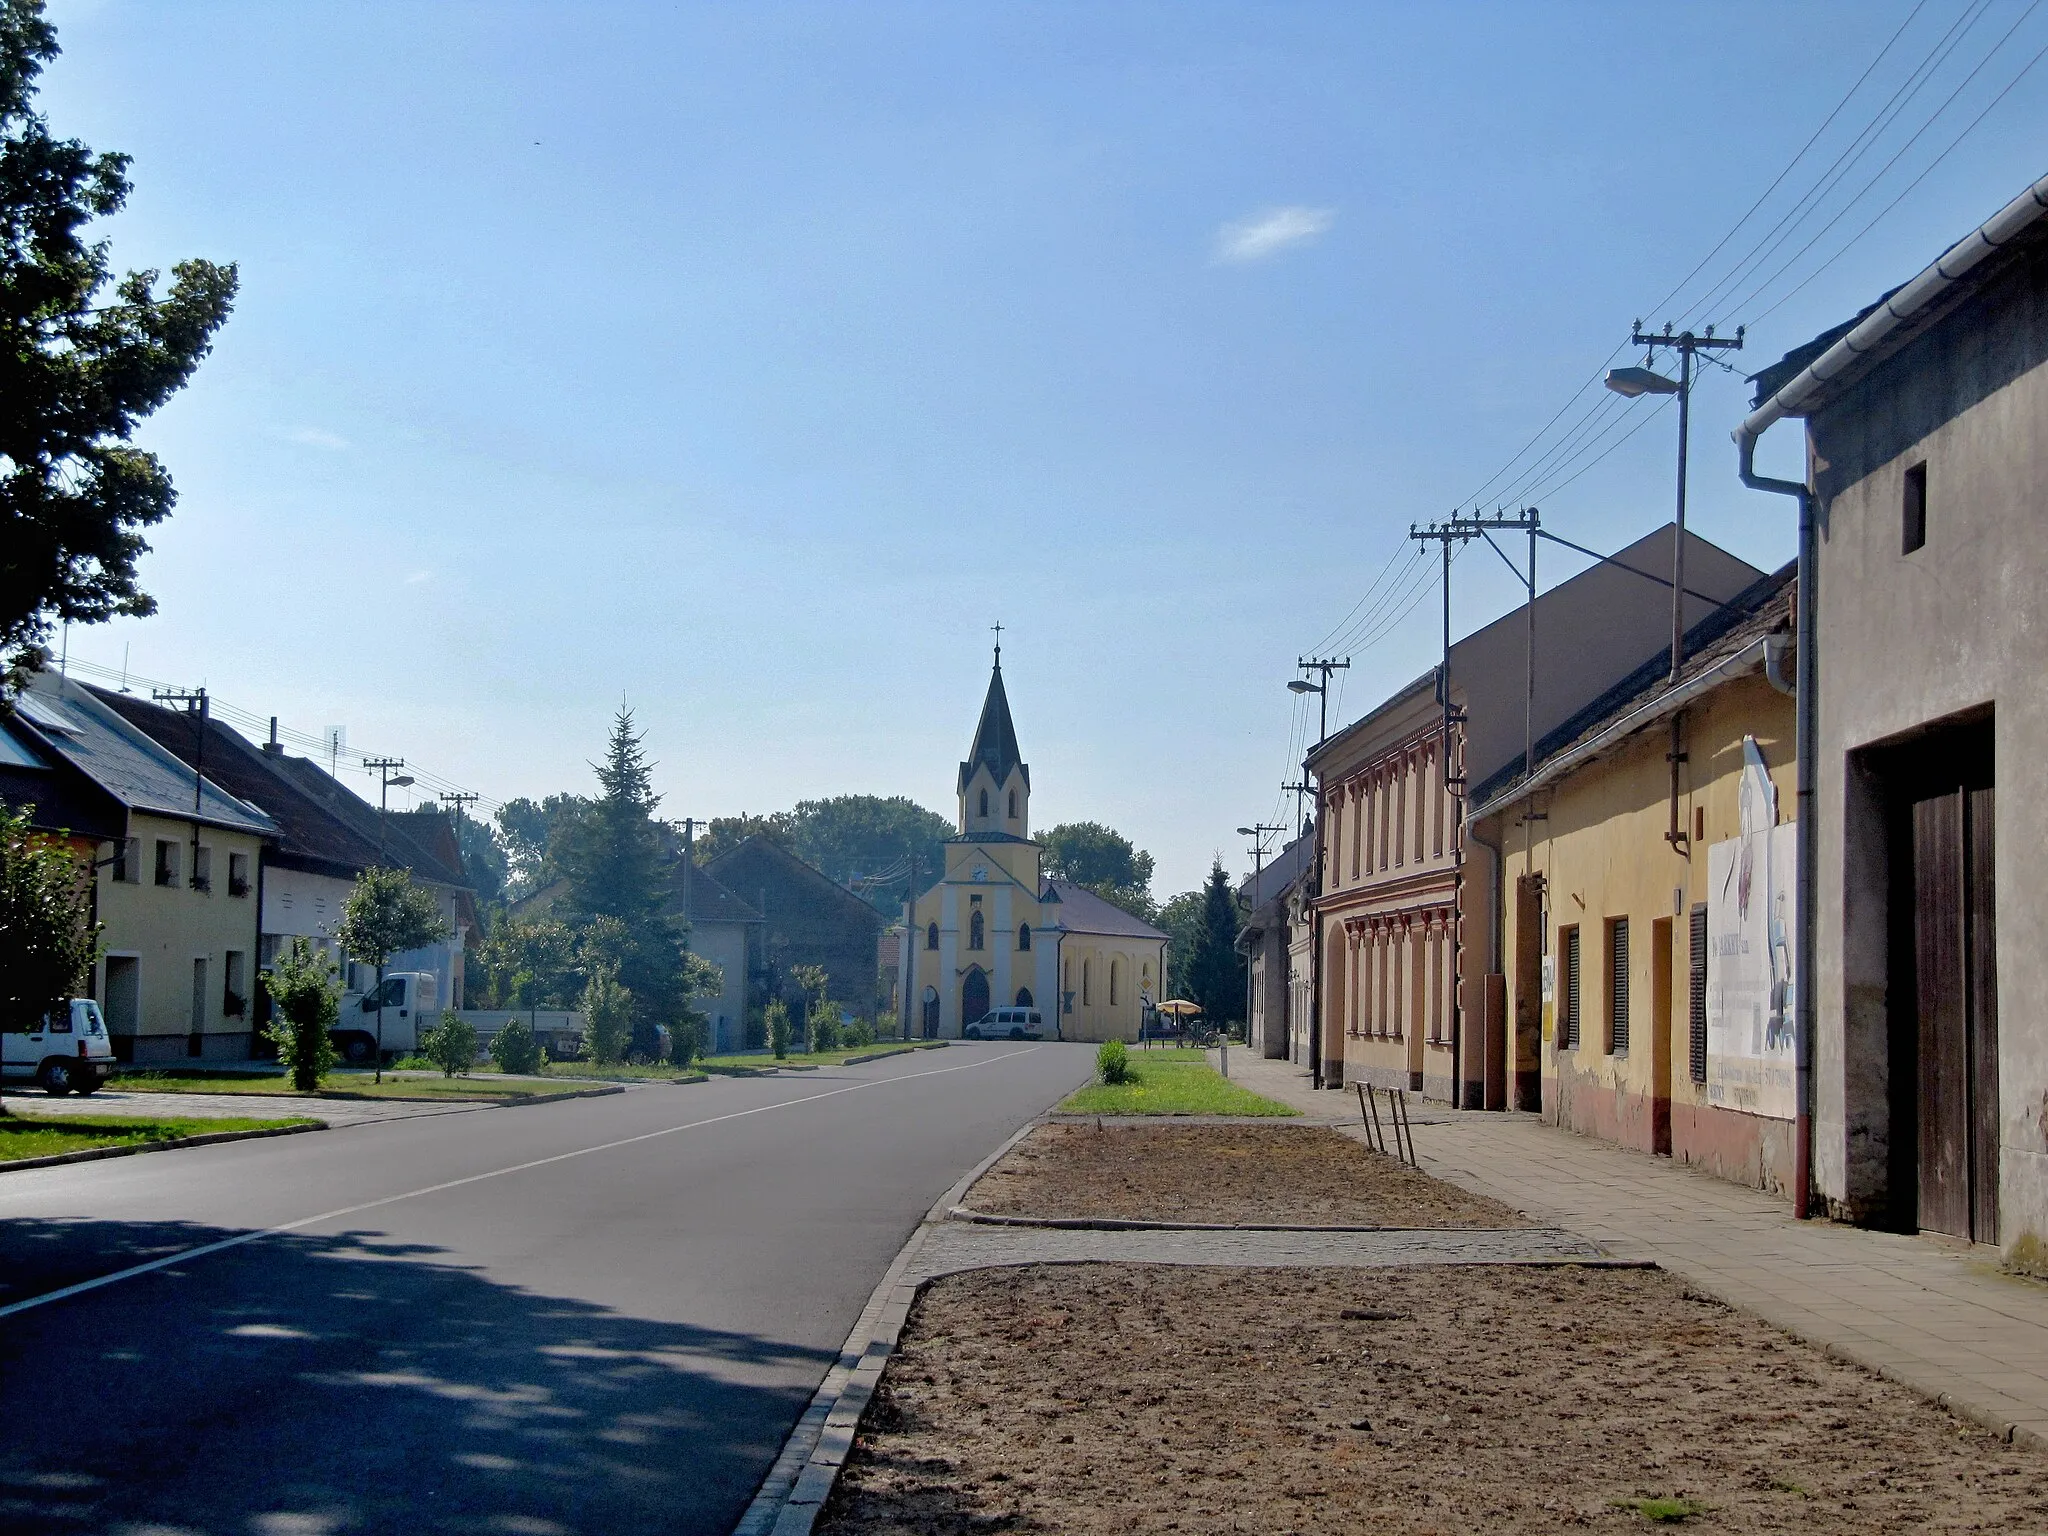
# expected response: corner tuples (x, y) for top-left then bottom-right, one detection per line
(911, 1222), (1609, 1279)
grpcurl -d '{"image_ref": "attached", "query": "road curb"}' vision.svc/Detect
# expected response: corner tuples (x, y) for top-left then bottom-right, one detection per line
(732, 1115), (1046, 1536)
(946, 1207), (1549, 1234)
(0, 1119), (325, 1175)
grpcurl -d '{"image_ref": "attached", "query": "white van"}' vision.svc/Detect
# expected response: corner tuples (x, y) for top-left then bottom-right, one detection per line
(333, 972), (438, 1064)
(964, 1006), (1049, 1042)
(1, 999), (116, 1095)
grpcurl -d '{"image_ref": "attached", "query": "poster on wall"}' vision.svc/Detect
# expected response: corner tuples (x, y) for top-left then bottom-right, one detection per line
(1704, 738), (1796, 1121)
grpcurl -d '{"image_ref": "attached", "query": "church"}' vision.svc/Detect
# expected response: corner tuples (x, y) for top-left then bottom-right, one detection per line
(900, 647), (1169, 1043)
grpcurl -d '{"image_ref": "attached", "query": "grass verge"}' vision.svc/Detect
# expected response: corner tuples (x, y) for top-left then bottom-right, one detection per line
(0, 1112), (317, 1162)
(112, 1070), (576, 1101)
(698, 1043), (933, 1074)
(1057, 1048), (1296, 1117)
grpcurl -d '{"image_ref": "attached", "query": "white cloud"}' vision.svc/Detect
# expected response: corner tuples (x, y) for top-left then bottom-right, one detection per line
(404, 570), (431, 585)
(284, 427), (350, 451)
(1212, 205), (1335, 265)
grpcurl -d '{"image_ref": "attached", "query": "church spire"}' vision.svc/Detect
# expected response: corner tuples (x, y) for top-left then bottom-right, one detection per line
(959, 647), (1024, 796)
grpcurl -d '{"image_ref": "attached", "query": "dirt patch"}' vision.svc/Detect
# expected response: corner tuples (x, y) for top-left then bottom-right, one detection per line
(967, 1122), (1527, 1228)
(819, 1263), (2048, 1534)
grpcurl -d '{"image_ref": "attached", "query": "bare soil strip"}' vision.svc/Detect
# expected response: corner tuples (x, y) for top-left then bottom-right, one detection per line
(968, 1122), (1527, 1228)
(819, 1263), (2048, 1535)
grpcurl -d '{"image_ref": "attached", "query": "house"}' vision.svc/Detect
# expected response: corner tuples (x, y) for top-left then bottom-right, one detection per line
(706, 834), (883, 1029)
(9, 673), (277, 1061)
(1737, 171), (2048, 1249)
(91, 690), (473, 1009)
(672, 858), (765, 1054)
(1237, 833), (1313, 1059)
(1468, 565), (1797, 1191)
(1306, 525), (1763, 1101)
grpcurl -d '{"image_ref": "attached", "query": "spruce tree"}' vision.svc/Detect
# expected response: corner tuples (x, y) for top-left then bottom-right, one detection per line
(1185, 858), (1247, 1027)
(561, 709), (686, 1054)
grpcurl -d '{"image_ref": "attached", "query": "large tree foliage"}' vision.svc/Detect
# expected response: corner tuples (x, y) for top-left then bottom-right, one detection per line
(1040, 821), (1157, 920)
(0, 2), (237, 669)
(495, 792), (591, 898)
(693, 796), (954, 916)
(408, 803), (507, 906)
(1183, 859), (1248, 1026)
(472, 913), (577, 1010)
(335, 865), (452, 1078)
(558, 709), (686, 1055)
(0, 799), (97, 1036)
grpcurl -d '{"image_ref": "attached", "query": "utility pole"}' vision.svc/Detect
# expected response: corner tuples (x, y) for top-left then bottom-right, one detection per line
(1446, 508), (1542, 868)
(1607, 323), (1743, 682)
(438, 790), (479, 880)
(153, 688), (209, 890)
(1236, 822), (1283, 1052)
(902, 849), (919, 1041)
(365, 759), (409, 862)
(1289, 657), (1348, 1088)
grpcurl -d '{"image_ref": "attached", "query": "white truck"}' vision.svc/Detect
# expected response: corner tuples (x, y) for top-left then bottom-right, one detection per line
(332, 972), (439, 1064)
(1, 999), (116, 1095)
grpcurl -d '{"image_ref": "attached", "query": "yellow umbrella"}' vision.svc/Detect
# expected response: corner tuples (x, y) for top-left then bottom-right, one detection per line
(1157, 999), (1204, 1018)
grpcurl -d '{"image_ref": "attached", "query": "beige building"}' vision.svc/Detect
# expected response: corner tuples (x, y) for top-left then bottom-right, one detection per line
(13, 674), (276, 1063)
(902, 649), (1166, 1042)
(1307, 525), (1762, 1103)
(1469, 569), (1798, 1191)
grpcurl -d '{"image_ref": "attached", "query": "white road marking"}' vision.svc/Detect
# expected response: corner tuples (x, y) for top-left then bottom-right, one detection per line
(0, 1046), (1044, 1322)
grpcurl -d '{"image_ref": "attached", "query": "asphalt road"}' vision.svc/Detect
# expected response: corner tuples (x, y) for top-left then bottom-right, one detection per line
(0, 1041), (1093, 1536)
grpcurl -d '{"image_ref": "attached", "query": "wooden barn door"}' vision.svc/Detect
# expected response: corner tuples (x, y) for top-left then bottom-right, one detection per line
(1911, 773), (1998, 1243)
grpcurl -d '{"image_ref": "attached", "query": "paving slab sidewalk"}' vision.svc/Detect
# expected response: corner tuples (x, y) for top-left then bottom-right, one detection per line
(0, 1086), (475, 1126)
(1225, 1048), (2048, 1449)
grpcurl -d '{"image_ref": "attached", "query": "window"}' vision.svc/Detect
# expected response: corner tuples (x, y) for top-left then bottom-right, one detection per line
(1017, 923), (1031, 951)
(111, 837), (140, 884)
(1561, 926), (1581, 1050)
(969, 908), (985, 950)
(1109, 959), (1121, 1007)
(926, 921), (939, 951)
(1903, 460), (1927, 554)
(228, 851), (250, 897)
(1082, 959), (1091, 1005)
(1607, 918), (1630, 1053)
(1008, 789), (1017, 819)
(1689, 904), (1709, 1084)
(978, 787), (989, 818)
(190, 957), (208, 1036)
(191, 844), (212, 893)
(224, 951), (248, 1018)
(1015, 987), (1034, 1008)
(154, 840), (181, 888)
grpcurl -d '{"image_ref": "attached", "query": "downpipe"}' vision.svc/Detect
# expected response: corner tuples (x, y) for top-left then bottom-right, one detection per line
(1736, 430), (1816, 1220)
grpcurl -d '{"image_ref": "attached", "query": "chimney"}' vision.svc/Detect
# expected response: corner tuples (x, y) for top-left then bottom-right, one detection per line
(263, 716), (283, 756)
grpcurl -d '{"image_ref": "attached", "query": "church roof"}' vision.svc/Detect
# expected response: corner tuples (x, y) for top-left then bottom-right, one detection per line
(958, 656), (1029, 794)
(1045, 879), (1169, 940)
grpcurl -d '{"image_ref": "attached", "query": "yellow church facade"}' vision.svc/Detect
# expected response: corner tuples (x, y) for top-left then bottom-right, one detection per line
(899, 652), (1168, 1043)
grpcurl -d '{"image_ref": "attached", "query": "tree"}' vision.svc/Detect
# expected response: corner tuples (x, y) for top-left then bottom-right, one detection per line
(1184, 859), (1247, 1028)
(334, 866), (452, 1080)
(1040, 821), (1158, 920)
(0, 3), (238, 676)
(1157, 889), (1206, 1000)
(473, 913), (577, 1011)
(581, 966), (633, 1066)
(0, 801), (98, 1113)
(496, 793), (591, 898)
(691, 811), (793, 867)
(785, 796), (952, 915)
(264, 937), (340, 1092)
(419, 1011), (477, 1078)
(558, 710), (689, 1057)
(790, 963), (829, 1042)
(410, 804), (507, 906)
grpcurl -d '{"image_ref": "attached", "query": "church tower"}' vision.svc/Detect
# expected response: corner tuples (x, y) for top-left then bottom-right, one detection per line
(957, 643), (1029, 838)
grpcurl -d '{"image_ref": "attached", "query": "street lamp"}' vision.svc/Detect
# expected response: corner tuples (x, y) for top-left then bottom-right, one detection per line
(1603, 365), (1680, 397)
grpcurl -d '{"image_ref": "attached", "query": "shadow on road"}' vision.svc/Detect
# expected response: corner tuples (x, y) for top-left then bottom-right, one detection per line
(0, 1219), (833, 1535)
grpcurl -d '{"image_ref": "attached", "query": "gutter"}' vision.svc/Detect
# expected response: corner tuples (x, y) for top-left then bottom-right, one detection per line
(1469, 639), (1767, 823)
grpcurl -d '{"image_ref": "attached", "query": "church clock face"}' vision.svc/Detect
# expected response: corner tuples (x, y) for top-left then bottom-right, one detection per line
(972, 866), (988, 882)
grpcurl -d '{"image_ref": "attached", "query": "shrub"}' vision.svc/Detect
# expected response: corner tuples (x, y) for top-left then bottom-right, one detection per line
(1096, 1038), (1133, 1086)
(491, 1017), (544, 1076)
(766, 998), (791, 1060)
(744, 1007), (767, 1050)
(264, 937), (341, 1092)
(582, 968), (633, 1066)
(846, 1016), (875, 1049)
(809, 1001), (841, 1053)
(389, 1054), (434, 1071)
(671, 1009), (708, 1069)
(420, 1012), (477, 1077)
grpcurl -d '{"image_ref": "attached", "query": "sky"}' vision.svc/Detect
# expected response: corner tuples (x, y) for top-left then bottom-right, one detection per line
(37, 0), (2048, 896)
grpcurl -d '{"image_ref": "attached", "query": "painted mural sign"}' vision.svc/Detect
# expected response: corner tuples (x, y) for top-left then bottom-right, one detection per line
(1704, 737), (1796, 1121)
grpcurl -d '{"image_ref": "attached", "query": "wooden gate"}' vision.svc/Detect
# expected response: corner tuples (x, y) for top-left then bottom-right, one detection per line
(1909, 762), (1998, 1243)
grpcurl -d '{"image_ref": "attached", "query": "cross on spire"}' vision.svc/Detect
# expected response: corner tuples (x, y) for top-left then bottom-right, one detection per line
(991, 620), (1003, 665)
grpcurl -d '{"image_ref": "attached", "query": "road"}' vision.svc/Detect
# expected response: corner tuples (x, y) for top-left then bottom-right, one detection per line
(0, 1042), (1092, 1535)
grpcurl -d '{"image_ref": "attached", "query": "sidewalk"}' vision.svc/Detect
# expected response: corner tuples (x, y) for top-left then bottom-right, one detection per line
(1225, 1048), (2048, 1450)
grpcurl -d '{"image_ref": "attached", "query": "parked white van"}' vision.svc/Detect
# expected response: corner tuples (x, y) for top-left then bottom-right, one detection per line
(964, 1006), (1049, 1042)
(1, 999), (116, 1095)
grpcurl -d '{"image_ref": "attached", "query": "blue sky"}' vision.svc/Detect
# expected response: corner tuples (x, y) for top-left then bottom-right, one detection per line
(40, 1), (2048, 895)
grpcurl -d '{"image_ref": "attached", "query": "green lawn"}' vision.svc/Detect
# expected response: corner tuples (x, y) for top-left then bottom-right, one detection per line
(698, 1042), (932, 1073)
(0, 1112), (317, 1163)
(112, 1070), (580, 1101)
(1058, 1048), (1298, 1117)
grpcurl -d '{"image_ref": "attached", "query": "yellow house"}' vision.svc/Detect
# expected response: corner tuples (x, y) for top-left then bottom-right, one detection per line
(14, 674), (276, 1063)
(901, 649), (1166, 1042)
(1468, 567), (1799, 1193)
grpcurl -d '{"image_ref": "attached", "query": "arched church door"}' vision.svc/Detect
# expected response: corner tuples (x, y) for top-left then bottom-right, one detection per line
(1015, 987), (1033, 1008)
(962, 968), (990, 1031)
(921, 985), (939, 1039)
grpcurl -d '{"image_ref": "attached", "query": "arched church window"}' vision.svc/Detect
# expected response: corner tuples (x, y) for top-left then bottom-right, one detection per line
(1015, 987), (1034, 1007)
(969, 909), (985, 950)
(1082, 960), (1091, 1005)
(1007, 789), (1017, 819)
(1017, 923), (1032, 951)
(978, 787), (989, 818)
(1110, 959), (1121, 1006)
(926, 922), (939, 951)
